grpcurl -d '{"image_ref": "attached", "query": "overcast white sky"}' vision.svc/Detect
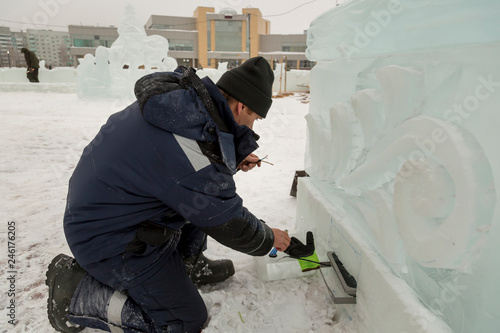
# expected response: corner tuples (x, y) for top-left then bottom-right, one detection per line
(1, 0), (340, 34)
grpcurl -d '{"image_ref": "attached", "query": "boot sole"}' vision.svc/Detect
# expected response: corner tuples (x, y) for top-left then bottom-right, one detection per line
(45, 254), (85, 333)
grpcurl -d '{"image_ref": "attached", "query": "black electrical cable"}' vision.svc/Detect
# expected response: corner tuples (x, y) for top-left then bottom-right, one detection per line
(280, 255), (331, 267)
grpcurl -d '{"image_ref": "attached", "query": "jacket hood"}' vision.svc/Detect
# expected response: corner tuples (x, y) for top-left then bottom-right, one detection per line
(135, 68), (259, 173)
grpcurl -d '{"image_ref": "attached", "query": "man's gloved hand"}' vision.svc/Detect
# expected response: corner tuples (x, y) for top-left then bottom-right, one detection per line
(284, 231), (315, 258)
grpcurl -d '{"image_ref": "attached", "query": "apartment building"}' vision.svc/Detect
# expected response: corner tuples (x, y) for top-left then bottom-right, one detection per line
(1, 26), (74, 68)
(0, 26), (14, 67)
(10, 31), (28, 67)
(26, 29), (73, 67)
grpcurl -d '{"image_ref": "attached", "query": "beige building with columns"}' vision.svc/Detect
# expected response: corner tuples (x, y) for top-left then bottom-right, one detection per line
(69, 6), (313, 70)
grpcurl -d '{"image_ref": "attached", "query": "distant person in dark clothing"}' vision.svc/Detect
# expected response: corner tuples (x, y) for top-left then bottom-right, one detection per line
(21, 48), (40, 82)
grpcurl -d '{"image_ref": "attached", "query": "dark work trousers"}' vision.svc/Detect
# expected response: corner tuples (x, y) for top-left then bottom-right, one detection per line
(176, 222), (208, 259)
(72, 223), (208, 333)
(27, 68), (39, 82)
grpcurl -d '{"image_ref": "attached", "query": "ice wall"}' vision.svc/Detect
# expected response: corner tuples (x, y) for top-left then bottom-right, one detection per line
(0, 65), (310, 91)
(298, 0), (500, 332)
(273, 63), (311, 92)
(0, 62), (77, 84)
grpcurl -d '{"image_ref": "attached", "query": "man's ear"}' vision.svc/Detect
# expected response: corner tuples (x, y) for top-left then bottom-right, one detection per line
(236, 102), (244, 116)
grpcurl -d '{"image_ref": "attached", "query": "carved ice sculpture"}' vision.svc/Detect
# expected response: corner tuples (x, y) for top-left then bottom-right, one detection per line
(77, 5), (177, 99)
(299, 0), (500, 332)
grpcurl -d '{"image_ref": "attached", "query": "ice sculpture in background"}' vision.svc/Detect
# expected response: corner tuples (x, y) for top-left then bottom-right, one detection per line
(195, 61), (228, 84)
(298, 0), (500, 332)
(77, 5), (177, 99)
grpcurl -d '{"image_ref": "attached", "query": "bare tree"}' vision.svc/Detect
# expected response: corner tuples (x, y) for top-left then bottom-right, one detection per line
(8, 46), (18, 67)
(59, 43), (69, 67)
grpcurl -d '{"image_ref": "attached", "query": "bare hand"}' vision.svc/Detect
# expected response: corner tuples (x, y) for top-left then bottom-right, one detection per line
(272, 228), (291, 252)
(237, 153), (261, 172)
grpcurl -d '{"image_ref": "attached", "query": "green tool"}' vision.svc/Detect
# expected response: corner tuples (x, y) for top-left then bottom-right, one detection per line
(297, 251), (321, 272)
(285, 231), (321, 271)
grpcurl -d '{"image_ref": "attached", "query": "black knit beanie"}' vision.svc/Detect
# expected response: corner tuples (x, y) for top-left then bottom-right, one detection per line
(216, 56), (274, 118)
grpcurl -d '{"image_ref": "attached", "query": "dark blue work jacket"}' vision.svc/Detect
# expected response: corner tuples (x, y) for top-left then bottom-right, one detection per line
(64, 69), (274, 266)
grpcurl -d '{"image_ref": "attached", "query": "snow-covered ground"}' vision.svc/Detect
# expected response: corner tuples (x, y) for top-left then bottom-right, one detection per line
(0, 90), (349, 332)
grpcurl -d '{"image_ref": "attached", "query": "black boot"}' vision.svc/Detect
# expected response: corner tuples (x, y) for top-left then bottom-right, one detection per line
(45, 254), (86, 332)
(184, 253), (235, 285)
